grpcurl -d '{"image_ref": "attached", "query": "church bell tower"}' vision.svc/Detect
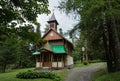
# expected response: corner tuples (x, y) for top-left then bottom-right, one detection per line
(47, 13), (59, 31)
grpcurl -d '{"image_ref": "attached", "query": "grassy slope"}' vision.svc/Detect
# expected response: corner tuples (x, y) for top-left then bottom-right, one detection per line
(53, 69), (71, 81)
(0, 68), (71, 81)
(74, 61), (89, 67)
(92, 67), (120, 81)
(0, 68), (53, 81)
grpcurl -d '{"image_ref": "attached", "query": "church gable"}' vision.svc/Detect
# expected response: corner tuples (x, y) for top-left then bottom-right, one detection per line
(43, 29), (63, 40)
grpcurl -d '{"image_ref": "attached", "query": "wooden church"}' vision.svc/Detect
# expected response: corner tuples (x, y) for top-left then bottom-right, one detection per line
(33, 13), (74, 69)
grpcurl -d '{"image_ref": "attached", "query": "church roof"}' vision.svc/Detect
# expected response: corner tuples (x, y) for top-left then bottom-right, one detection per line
(50, 44), (67, 54)
(49, 13), (56, 21)
(32, 51), (40, 55)
(47, 13), (59, 25)
(32, 43), (67, 55)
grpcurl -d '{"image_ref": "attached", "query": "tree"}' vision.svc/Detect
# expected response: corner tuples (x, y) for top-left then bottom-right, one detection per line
(0, 0), (50, 44)
(0, 38), (17, 72)
(0, 0), (50, 26)
(59, 0), (120, 72)
(15, 40), (35, 68)
(0, 0), (50, 72)
(44, 24), (50, 33)
(0, 0), (50, 43)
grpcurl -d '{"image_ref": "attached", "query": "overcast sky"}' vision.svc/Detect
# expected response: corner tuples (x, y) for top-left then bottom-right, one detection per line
(37, 0), (78, 34)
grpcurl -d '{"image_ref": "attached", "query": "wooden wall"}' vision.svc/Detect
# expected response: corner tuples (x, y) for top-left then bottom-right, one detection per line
(49, 40), (64, 45)
(44, 31), (62, 40)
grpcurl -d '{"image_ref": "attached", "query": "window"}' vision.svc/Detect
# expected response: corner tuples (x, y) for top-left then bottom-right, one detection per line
(50, 23), (54, 28)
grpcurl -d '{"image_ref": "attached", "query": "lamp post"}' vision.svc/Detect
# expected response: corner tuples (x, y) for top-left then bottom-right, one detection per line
(82, 47), (85, 62)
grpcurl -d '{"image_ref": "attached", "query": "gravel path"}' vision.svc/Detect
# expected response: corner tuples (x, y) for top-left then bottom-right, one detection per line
(65, 63), (106, 81)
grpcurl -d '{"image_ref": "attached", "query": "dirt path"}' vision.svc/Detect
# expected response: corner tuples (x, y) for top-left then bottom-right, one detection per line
(65, 63), (106, 81)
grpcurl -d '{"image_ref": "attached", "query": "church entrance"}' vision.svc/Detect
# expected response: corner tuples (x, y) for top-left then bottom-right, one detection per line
(42, 53), (52, 67)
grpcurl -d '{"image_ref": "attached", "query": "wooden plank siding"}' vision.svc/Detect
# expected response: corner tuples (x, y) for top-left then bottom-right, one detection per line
(49, 40), (64, 45)
(44, 31), (63, 40)
(63, 39), (73, 56)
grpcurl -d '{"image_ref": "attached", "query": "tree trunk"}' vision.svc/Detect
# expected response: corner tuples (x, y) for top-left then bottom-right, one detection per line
(110, 19), (120, 71)
(107, 20), (120, 72)
(102, 33), (111, 72)
(101, 9), (114, 72)
(3, 64), (7, 72)
(107, 25), (116, 72)
(107, 0), (120, 72)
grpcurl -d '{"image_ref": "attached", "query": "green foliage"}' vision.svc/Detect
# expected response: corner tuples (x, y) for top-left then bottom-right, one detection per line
(92, 67), (120, 81)
(0, 0), (50, 72)
(92, 67), (107, 81)
(72, 39), (83, 61)
(0, 38), (17, 72)
(0, 68), (52, 81)
(0, 0), (50, 26)
(0, 36), (36, 72)
(88, 60), (102, 63)
(53, 69), (71, 81)
(14, 41), (35, 68)
(0, 0), (50, 46)
(0, 68), (70, 81)
(95, 71), (120, 81)
(16, 70), (61, 81)
(74, 61), (87, 67)
(59, 0), (120, 72)
(83, 61), (88, 65)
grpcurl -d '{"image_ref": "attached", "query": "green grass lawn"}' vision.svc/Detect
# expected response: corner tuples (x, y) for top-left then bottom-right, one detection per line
(0, 62), (101, 81)
(53, 69), (71, 81)
(92, 67), (120, 81)
(0, 68), (51, 81)
(0, 61), (86, 81)
(0, 68), (71, 81)
(74, 61), (96, 67)
(74, 61), (88, 67)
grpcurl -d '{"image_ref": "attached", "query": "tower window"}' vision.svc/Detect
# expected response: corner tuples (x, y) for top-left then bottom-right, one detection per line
(50, 23), (54, 28)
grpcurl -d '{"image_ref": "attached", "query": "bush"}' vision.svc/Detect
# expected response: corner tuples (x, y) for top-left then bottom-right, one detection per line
(88, 60), (102, 63)
(16, 70), (61, 81)
(83, 61), (88, 65)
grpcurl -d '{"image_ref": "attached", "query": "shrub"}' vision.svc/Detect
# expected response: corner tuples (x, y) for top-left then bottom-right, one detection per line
(83, 61), (88, 65)
(88, 60), (102, 63)
(16, 70), (61, 81)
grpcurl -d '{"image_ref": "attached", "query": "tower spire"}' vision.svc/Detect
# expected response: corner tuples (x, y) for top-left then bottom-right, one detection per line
(48, 12), (58, 25)
(47, 13), (59, 31)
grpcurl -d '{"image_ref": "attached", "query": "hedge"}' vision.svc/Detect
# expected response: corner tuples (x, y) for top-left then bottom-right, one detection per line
(16, 70), (61, 81)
